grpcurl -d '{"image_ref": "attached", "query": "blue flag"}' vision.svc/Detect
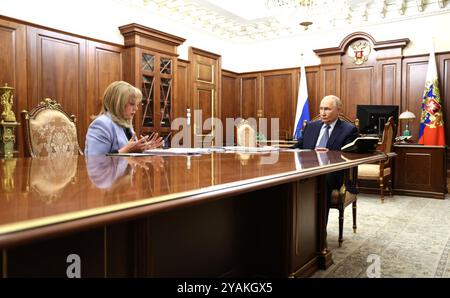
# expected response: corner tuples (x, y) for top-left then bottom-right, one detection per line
(293, 66), (310, 140)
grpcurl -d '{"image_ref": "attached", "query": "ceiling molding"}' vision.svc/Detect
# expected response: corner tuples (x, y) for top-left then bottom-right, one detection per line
(119, 0), (450, 41)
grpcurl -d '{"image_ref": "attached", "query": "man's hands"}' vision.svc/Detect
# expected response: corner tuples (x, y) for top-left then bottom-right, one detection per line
(118, 133), (164, 153)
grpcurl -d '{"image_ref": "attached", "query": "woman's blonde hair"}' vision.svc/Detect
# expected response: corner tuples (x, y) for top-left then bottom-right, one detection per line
(99, 81), (142, 128)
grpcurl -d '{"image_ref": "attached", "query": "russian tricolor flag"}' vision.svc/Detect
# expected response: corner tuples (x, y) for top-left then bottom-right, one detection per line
(293, 65), (310, 140)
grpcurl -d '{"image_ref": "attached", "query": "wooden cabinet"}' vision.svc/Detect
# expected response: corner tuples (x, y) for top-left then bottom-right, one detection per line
(119, 24), (185, 137)
(140, 50), (175, 135)
(393, 144), (447, 199)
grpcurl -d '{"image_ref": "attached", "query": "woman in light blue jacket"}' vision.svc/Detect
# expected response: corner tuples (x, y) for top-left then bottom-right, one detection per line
(85, 81), (163, 155)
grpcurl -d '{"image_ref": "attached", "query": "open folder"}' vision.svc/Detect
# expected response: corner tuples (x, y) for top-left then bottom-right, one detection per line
(341, 137), (379, 153)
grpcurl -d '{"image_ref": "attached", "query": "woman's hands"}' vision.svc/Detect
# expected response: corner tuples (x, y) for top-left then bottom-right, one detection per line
(118, 133), (164, 153)
(128, 156), (165, 172)
(147, 132), (165, 149)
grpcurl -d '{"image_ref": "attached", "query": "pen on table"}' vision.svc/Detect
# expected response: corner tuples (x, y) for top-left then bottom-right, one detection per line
(147, 132), (156, 141)
(163, 132), (172, 148)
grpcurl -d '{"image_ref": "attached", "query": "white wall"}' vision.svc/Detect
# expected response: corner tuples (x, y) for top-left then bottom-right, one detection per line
(0, 0), (233, 64)
(1, 0), (450, 73)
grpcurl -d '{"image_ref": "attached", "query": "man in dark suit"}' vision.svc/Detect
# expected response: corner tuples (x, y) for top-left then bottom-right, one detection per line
(293, 95), (358, 151)
(292, 95), (358, 206)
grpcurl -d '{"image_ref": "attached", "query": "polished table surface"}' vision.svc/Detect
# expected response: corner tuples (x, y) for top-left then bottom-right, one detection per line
(0, 150), (388, 247)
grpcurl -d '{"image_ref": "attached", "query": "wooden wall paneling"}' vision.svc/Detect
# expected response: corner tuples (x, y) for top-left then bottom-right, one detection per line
(373, 43), (404, 110)
(375, 59), (402, 107)
(172, 59), (190, 147)
(174, 59), (190, 123)
(121, 47), (139, 86)
(319, 64), (340, 101)
(305, 66), (320, 118)
(341, 39), (377, 119)
(85, 41), (122, 149)
(401, 56), (429, 140)
(315, 33), (409, 125)
(437, 53), (450, 173)
(27, 26), (86, 148)
(314, 54), (341, 101)
(188, 47), (221, 147)
(122, 47), (144, 135)
(221, 70), (240, 145)
(221, 70), (240, 119)
(341, 66), (374, 119)
(374, 58), (402, 138)
(0, 18), (27, 156)
(240, 74), (260, 120)
(261, 69), (296, 140)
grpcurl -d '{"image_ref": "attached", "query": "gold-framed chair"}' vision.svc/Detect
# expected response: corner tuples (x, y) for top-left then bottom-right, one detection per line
(302, 114), (360, 247)
(25, 156), (79, 205)
(236, 119), (257, 147)
(21, 98), (82, 157)
(357, 116), (396, 203)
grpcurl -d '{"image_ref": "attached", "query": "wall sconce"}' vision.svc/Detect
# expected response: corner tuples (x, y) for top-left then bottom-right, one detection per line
(399, 110), (416, 136)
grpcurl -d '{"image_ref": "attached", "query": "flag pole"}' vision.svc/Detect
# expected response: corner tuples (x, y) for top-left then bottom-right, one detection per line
(293, 51), (310, 141)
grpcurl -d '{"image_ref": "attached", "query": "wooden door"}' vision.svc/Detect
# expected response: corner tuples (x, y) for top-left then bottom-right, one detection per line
(189, 47), (221, 147)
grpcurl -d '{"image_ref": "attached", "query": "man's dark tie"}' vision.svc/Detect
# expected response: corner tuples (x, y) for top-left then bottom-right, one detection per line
(316, 124), (330, 148)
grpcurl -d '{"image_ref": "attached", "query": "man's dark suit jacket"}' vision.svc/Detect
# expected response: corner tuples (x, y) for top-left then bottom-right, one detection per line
(292, 118), (358, 150)
(292, 118), (359, 197)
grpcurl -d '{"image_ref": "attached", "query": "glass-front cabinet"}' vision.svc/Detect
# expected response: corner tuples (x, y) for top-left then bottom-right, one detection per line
(140, 51), (174, 135)
(119, 23), (185, 140)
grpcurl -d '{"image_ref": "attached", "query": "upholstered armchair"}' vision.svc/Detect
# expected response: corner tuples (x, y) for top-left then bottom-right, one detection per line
(236, 119), (257, 147)
(26, 156), (79, 204)
(357, 116), (396, 203)
(21, 98), (82, 157)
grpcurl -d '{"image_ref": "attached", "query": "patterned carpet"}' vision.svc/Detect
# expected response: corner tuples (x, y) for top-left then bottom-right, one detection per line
(312, 192), (450, 278)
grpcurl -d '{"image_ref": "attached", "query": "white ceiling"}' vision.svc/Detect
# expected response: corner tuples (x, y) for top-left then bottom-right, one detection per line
(124, 0), (450, 41)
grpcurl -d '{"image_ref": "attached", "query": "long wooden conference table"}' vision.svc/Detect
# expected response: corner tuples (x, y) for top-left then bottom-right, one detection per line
(0, 150), (389, 277)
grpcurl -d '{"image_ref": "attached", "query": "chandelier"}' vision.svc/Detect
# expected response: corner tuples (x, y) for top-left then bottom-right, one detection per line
(265, 0), (342, 30)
